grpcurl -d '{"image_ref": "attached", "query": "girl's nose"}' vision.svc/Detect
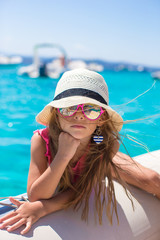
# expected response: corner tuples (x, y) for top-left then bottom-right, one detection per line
(73, 107), (85, 120)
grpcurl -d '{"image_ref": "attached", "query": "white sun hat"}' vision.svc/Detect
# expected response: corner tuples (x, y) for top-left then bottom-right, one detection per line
(36, 68), (123, 131)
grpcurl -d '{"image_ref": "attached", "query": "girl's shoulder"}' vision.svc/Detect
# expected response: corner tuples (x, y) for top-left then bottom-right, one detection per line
(33, 128), (49, 143)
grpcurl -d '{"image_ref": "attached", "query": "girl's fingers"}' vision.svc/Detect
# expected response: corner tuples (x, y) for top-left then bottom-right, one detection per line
(21, 221), (32, 235)
(0, 197), (22, 223)
(0, 215), (20, 229)
(0, 211), (17, 223)
(7, 218), (26, 232)
(9, 197), (22, 207)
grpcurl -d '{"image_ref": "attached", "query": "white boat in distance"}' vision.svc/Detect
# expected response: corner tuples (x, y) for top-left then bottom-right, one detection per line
(18, 43), (67, 79)
(18, 43), (104, 79)
(0, 55), (22, 66)
(151, 71), (160, 80)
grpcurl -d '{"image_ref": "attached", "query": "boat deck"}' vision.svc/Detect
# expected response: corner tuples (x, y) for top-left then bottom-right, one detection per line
(0, 150), (160, 240)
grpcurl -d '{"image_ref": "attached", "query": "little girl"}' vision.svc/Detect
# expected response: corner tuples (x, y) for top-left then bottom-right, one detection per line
(0, 69), (160, 235)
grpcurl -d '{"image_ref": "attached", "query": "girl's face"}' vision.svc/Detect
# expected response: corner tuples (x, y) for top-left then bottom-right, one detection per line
(57, 105), (103, 141)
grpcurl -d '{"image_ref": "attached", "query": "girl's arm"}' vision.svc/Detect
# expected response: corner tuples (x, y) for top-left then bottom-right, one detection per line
(27, 132), (80, 202)
(0, 189), (74, 235)
(112, 151), (160, 199)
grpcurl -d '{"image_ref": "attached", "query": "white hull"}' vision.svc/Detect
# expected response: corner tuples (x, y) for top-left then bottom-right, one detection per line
(0, 150), (160, 240)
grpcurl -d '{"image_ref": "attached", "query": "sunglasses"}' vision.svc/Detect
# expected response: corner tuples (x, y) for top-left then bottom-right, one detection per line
(58, 104), (104, 120)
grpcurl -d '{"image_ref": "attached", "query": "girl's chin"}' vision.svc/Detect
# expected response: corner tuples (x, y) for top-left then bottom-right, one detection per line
(69, 132), (91, 140)
(70, 134), (85, 140)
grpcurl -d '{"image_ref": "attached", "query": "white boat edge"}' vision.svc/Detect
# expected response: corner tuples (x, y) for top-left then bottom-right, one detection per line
(0, 150), (160, 240)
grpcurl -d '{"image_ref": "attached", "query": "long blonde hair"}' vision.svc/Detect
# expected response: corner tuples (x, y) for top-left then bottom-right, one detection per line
(48, 108), (133, 224)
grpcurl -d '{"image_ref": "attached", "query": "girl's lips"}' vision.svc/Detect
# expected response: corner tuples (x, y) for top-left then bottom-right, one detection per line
(71, 125), (86, 128)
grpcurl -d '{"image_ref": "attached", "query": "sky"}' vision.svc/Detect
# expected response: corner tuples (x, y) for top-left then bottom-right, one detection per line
(1, 0), (160, 67)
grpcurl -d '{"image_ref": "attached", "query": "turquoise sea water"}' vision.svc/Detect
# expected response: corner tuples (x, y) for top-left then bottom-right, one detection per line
(0, 66), (160, 197)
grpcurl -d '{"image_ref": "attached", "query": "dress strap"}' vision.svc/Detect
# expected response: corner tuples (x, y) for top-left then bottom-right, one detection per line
(34, 128), (52, 165)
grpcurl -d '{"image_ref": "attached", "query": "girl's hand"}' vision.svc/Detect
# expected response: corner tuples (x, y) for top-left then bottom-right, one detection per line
(56, 132), (80, 162)
(0, 197), (44, 235)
